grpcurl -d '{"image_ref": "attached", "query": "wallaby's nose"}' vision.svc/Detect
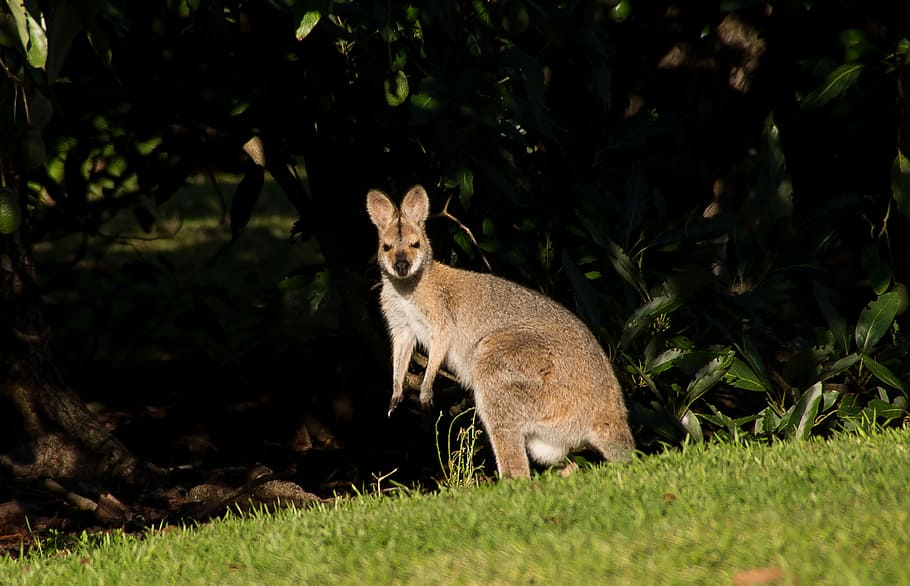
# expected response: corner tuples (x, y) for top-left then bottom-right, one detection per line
(394, 257), (411, 276)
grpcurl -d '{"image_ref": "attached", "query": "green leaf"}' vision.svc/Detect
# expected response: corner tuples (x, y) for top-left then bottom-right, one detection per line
(471, 0), (492, 27)
(278, 274), (310, 292)
(620, 295), (682, 348)
(8, 0), (47, 69)
(629, 402), (686, 444)
(863, 356), (909, 397)
(704, 403), (759, 434)
(839, 29), (877, 62)
(452, 231), (471, 254)
(279, 271), (331, 314)
(683, 351), (734, 410)
(700, 404), (733, 431)
(409, 92), (443, 112)
(855, 292), (900, 353)
(647, 347), (687, 375)
(606, 240), (647, 299)
(819, 353), (860, 382)
(813, 281), (850, 353)
(649, 214), (734, 250)
(837, 394), (863, 420)
(892, 150), (910, 220)
(624, 357), (660, 396)
(295, 10), (321, 41)
(801, 63), (863, 108)
(754, 406), (782, 435)
(864, 398), (905, 421)
(306, 270), (331, 313)
(481, 217), (495, 236)
(736, 335), (777, 396)
(789, 382), (823, 440)
(861, 247), (892, 296)
(822, 389), (841, 412)
(755, 115), (793, 221)
(680, 410), (703, 442)
(456, 167), (474, 208)
(723, 358), (768, 392)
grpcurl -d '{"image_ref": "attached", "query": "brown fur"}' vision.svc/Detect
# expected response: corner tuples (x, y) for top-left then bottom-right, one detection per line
(367, 185), (634, 479)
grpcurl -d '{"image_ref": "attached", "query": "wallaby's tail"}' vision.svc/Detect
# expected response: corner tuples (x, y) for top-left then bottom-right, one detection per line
(589, 422), (635, 463)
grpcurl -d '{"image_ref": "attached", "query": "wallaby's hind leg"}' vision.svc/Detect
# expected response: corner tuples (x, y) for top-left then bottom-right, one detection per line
(480, 424), (531, 479)
(472, 328), (555, 479)
(471, 372), (532, 478)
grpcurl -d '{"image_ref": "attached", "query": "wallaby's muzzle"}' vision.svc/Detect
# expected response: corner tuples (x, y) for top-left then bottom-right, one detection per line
(394, 257), (411, 276)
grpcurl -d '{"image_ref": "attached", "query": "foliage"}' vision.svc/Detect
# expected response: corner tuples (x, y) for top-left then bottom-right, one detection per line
(274, 0), (910, 447)
(1, 0), (909, 471)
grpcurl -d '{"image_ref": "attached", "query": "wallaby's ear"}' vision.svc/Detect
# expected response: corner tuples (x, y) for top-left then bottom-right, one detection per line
(400, 185), (430, 223)
(366, 189), (397, 228)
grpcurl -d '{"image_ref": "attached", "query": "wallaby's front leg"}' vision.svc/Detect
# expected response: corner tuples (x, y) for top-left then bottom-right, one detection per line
(389, 327), (416, 417)
(419, 337), (449, 409)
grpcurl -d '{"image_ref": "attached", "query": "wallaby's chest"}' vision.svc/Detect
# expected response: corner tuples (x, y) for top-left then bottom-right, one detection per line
(382, 285), (435, 347)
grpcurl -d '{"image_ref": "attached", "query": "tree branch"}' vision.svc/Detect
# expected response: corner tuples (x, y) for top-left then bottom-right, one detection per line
(431, 194), (492, 272)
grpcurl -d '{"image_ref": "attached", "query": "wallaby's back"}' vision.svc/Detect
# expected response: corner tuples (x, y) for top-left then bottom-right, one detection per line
(367, 185), (634, 478)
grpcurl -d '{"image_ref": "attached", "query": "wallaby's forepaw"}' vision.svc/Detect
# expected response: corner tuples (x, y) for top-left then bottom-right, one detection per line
(388, 394), (403, 418)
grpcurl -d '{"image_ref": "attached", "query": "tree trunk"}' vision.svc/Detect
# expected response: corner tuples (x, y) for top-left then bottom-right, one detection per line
(0, 185), (150, 487)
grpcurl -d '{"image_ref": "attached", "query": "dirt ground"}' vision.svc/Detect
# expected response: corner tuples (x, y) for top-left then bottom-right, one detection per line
(0, 360), (458, 557)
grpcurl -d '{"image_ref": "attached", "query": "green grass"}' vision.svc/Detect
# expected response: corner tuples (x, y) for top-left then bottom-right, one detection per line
(4, 428), (909, 585)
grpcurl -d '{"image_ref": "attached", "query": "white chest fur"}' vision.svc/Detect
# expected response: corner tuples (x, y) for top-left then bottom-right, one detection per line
(381, 281), (433, 349)
(380, 278), (475, 384)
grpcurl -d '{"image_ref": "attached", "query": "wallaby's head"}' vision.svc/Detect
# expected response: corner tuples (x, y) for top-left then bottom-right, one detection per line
(366, 185), (432, 281)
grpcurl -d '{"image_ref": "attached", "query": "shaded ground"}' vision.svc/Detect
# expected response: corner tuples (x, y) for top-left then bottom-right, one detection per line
(1, 176), (478, 556)
(0, 364), (456, 556)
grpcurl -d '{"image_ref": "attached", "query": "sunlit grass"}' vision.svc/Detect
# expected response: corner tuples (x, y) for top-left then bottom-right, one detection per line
(3, 429), (909, 585)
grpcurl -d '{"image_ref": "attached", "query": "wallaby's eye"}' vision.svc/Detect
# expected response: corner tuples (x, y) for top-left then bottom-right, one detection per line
(411, 241), (420, 249)
(382, 244), (392, 252)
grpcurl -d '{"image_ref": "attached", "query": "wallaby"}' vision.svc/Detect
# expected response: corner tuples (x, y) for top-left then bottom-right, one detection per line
(366, 185), (634, 479)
